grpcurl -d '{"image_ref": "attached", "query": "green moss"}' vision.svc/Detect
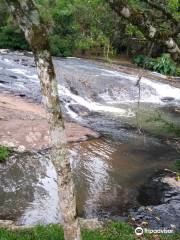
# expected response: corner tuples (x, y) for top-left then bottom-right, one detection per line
(0, 146), (11, 162)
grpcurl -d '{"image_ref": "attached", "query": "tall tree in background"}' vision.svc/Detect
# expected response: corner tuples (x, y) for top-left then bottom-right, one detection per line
(4, 0), (81, 239)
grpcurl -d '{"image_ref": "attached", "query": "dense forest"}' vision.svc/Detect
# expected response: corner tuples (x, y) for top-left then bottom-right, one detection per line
(0, 0), (179, 63)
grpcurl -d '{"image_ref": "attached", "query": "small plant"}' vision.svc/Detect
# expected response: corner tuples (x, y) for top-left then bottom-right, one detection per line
(171, 160), (180, 181)
(133, 53), (179, 76)
(153, 54), (177, 75)
(0, 146), (11, 162)
(171, 160), (180, 172)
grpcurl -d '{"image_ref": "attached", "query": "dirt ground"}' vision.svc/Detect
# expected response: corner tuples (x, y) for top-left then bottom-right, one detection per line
(0, 92), (99, 151)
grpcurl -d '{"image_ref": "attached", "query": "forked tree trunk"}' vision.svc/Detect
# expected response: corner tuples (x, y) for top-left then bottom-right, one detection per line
(5, 1), (81, 239)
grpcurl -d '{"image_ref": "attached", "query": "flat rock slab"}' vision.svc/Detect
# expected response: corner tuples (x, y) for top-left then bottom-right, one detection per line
(0, 92), (99, 150)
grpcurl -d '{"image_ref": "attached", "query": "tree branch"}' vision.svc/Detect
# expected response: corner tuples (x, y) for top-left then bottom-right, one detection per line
(143, 0), (179, 26)
(106, 0), (180, 56)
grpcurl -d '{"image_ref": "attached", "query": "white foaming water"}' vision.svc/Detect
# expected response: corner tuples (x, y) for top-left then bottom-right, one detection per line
(99, 70), (180, 103)
(142, 77), (180, 100)
(1, 54), (180, 112)
(0, 57), (12, 65)
(4, 58), (12, 64)
(7, 68), (38, 82)
(58, 85), (135, 117)
(100, 68), (137, 80)
(8, 68), (27, 76)
(99, 90), (161, 104)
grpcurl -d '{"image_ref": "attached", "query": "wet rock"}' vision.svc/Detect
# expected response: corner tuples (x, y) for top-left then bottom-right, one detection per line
(69, 104), (91, 117)
(0, 220), (14, 228)
(0, 150), (59, 224)
(17, 145), (26, 153)
(161, 97), (175, 102)
(9, 75), (18, 79)
(137, 171), (171, 206)
(79, 218), (103, 229)
(70, 86), (79, 95)
(0, 80), (7, 84)
(162, 106), (180, 116)
(131, 170), (180, 230)
(18, 94), (26, 98)
(0, 49), (10, 54)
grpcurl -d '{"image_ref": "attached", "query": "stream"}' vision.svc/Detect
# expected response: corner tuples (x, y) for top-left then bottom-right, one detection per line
(0, 51), (180, 228)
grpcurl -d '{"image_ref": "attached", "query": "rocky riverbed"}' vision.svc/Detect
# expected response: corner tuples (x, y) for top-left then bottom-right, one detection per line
(0, 50), (179, 230)
(130, 170), (180, 230)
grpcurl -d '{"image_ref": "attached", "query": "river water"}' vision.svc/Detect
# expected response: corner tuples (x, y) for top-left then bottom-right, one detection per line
(0, 51), (179, 225)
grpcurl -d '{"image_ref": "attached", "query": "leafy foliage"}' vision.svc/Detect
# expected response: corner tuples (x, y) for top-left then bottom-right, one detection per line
(0, 0), (179, 60)
(0, 25), (28, 50)
(168, 0), (180, 20)
(0, 0), (149, 57)
(133, 54), (179, 76)
(0, 146), (11, 162)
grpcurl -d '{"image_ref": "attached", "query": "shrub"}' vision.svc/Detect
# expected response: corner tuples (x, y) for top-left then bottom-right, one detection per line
(0, 25), (28, 50)
(153, 54), (177, 75)
(0, 146), (11, 162)
(50, 35), (75, 57)
(133, 53), (179, 76)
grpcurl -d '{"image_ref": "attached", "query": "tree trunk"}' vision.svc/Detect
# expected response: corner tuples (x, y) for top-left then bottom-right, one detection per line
(106, 0), (180, 57)
(5, 1), (81, 239)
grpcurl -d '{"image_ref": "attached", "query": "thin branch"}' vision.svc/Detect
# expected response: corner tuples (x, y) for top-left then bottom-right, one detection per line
(143, 0), (179, 26)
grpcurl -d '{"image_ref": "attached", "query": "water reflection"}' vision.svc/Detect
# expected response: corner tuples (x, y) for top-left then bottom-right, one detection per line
(0, 137), (178, 224)
(71, 137), (177, 218)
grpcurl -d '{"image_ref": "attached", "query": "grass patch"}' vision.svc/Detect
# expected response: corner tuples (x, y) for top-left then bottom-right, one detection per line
(82, 222), (135, 240)
(0, 146), (11, 162)
(0, 225), (64, 240)
(0, 222), (179, 240)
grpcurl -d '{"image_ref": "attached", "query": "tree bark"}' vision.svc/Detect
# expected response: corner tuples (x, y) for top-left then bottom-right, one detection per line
(5, 1), (81, 239)
(106, 0), (180, 56)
